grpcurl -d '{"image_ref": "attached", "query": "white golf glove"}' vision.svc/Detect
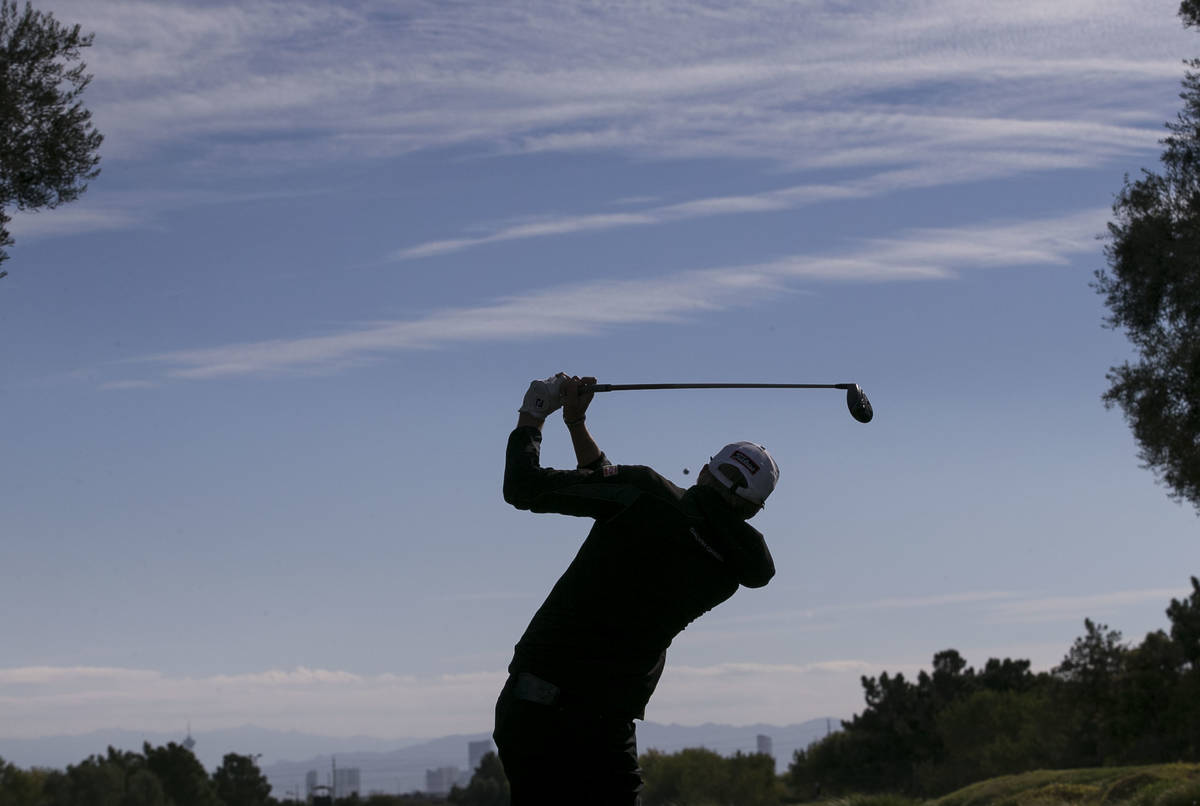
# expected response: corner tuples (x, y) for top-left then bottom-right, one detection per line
(519, 375), (566, 420)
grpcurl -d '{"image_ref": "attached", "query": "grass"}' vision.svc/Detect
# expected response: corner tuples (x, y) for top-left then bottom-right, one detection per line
(792, 765), (1200, 806)
(923, 764), (1200, 806)
(819, 796), (923, 806)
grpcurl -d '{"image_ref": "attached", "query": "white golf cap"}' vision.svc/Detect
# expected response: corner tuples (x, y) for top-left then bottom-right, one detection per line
(707, 442), (780, 506)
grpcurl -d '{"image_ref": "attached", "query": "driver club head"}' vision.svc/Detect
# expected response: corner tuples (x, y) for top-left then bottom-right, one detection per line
(846, 384), (874, 423)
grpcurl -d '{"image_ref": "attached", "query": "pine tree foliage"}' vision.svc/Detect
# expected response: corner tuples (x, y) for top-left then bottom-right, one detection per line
(0, 0), (103, 268)
(1095, 2), (1200, 511)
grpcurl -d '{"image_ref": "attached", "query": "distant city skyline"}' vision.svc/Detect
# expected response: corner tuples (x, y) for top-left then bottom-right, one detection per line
(0, 720), (834, 793)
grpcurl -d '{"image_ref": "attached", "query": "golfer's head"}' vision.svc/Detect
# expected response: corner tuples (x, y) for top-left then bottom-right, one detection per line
(700, 442), (779, 519)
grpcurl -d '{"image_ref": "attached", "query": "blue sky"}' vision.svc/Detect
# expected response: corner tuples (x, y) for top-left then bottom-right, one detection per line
(2, 0), (1198, 743)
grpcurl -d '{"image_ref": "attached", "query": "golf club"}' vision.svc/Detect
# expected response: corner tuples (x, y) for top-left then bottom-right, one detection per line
(579, 381), (874, 423)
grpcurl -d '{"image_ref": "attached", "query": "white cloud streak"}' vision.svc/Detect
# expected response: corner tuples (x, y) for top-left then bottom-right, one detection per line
(6, 187), (330, 242)
(987, 587), (1190, 625)
(650, 660), (917, 725)
(0, 661), (892, 739)
(6, 207), (147, 241)
(704, 589), (1021, 629)
(99, 380), (159, 391)
(391, 184), (866, 261)
(704, 583), (1188, 631)
(389, 138), (1128, 262)
(31, 0), (1190, 180)
(137, 209), (1105, 380)
(0, 665), (505, 739)
(0, 584), (1181, 737)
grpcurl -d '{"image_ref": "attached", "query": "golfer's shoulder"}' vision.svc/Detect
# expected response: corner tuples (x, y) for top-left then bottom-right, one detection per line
(601, 463), (685, 499)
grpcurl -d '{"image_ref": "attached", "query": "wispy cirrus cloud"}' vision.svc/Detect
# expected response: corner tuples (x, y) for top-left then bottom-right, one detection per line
(705, 589), (1021, 628)
(140, 266), (801, 380)
(127, 209), (1104, 381)
(6, 206), (147, 241)
(0, 661), (890, 739)
(391, 183), (866, 261)
(0, 665), (503, 739)
(0, 666), (160, 686)
(987, 587), (1191, 625)
(36, 0), (1189, 177)
(652, 660), (918, 725)
(2, 586), (1185, 737)
(99, 380), (159, 391)
(7, 187), (331, 242)
(703, 582), (1187, 631)
(390, 137), (1130, 263)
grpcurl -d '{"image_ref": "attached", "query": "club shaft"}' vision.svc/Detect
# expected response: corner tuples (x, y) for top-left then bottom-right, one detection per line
(584, 382), (856, 392)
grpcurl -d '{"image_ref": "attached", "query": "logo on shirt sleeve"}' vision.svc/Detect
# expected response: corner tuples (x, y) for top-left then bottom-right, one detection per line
(603, 465), (619, 477)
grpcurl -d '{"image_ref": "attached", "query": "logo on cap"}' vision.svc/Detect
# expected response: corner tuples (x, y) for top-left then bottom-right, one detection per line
(731, 449), (760, 475)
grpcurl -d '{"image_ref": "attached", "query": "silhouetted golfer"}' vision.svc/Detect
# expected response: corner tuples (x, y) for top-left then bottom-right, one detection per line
(494, 373), (778, 805)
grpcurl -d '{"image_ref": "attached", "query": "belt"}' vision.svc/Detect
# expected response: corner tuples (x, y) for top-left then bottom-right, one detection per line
(508, 671), (638, 721)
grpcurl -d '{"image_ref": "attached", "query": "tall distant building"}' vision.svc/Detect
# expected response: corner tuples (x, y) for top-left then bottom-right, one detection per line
(181, 723), (196, 753)
(468, 739), (494, 774)
(333, 767), (361, 798)
(757, 734), (774, 759)
(305, 770), (319, 798)
(426, 766), (460, 795)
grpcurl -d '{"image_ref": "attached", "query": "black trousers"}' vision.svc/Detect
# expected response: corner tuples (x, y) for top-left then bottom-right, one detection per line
(493, 675), (643, 806)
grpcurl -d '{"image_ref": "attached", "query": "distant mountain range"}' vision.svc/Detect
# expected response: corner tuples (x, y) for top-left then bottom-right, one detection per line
(0, 718), (841, 796)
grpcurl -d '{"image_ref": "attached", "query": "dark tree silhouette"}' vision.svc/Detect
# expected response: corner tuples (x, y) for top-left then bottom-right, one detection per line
(0, 0), (103, 270)
(1095, 1), (1200, 512)
(213, 753), (272, 806)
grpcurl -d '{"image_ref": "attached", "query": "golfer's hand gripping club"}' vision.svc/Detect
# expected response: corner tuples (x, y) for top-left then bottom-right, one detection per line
(519, 373), (568, 420)
(561, 375), (596, 425)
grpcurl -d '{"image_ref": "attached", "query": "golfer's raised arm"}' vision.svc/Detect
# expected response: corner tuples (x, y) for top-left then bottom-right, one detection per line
(504, 375), (618, 517)
(562, 375), (602, 469)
